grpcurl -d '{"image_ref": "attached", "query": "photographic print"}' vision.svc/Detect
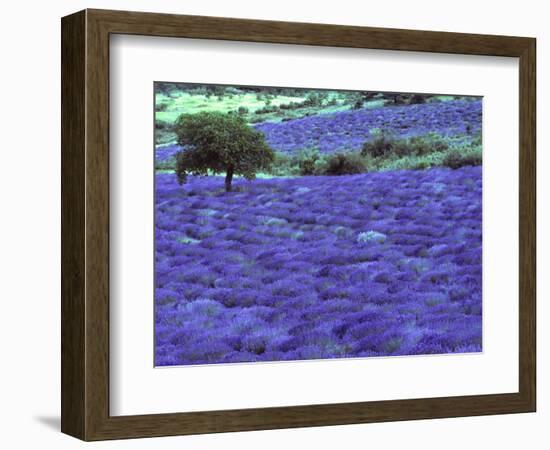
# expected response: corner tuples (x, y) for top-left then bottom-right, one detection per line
(154, 83), (482, 367)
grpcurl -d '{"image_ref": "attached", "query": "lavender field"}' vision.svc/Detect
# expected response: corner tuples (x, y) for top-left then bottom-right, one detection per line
(156, 99), (482, 162)
(154, 84), (482, 366)
(155, 167), (482, 366)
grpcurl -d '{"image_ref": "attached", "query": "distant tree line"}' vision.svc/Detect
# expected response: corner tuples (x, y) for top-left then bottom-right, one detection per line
(155, 83), (443, 108)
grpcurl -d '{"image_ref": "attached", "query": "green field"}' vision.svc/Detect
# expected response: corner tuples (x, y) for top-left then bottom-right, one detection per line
(155, 92), (305, 121)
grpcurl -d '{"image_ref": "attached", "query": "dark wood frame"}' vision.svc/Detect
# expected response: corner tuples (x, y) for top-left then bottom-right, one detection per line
(61, 8), (536, 441)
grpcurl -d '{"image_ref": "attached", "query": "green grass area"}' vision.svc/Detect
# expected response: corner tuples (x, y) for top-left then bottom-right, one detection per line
(156, 91), (306, 123)
(429, 95), (457, 103)
(156, 91), (311, 144)
(156, 91), (391, 123)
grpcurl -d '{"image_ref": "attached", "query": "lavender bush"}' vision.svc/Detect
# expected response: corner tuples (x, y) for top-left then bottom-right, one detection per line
(255, 99), (481, 154)
(155, 167), (482, 366)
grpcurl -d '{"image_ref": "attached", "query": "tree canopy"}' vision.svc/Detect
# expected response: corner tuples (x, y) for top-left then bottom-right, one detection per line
(174, 112), (274, 192)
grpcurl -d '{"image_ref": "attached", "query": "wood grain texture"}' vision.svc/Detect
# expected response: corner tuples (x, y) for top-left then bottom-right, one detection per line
(518, 39), (536, 410)
(61, 10), (86, 439)
(89, 8), (532, 56)
(61, 8), (537, 441)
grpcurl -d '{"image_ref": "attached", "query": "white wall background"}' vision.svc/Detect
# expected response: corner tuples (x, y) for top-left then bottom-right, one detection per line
(0, 1), (546, 448)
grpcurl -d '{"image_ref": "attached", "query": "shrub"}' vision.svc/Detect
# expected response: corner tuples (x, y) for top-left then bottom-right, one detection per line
(442, 146), (482, 169)
(392, 94), (408, 105)
(303, 92), (323, 107)
(268, 149), (363, 177)
(362, 131), (449, 159)
(352, 99), (364, 109)
(322, 152), (367, 175)
(155, 120), (171, 131)
(297, 148), (320, 175)
(255, 105), (279, 114)
(410, 94), (427, 104)
(267, 153), (305, 176)
(386, 93), (431, 105)
(361, 133), (395, 158)
(279, 100), (305, 110)
(471, 133), (482, 146)
(407, 132), (449, 155)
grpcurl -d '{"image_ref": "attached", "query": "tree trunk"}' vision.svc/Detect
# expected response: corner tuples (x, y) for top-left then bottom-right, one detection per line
(225, 166), (234, 192)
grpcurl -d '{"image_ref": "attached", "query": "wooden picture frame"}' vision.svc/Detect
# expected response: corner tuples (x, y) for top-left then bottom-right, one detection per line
(61, 8), (536, 441)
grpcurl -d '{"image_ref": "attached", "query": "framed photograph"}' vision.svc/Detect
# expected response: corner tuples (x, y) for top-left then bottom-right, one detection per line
(61, 9), (536, 440)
